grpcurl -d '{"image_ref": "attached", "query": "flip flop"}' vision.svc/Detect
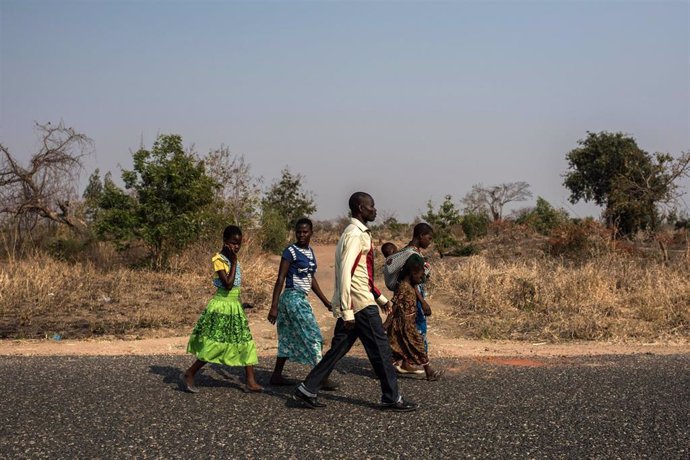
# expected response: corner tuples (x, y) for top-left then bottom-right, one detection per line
(394, 364), (413, 374)
(394, 364), (424, 375)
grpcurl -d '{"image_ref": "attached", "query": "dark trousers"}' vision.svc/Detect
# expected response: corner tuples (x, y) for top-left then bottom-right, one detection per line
(301, 305), (400, 404)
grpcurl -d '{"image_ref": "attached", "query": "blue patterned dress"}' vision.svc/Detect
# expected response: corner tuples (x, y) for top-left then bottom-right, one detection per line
(276, 244), (323, 366)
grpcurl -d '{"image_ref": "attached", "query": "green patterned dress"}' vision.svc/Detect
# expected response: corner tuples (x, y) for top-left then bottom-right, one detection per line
(186, 254), (258, 366)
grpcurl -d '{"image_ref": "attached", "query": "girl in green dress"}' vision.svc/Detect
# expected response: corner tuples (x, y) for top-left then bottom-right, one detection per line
(182, 225), (262, 393)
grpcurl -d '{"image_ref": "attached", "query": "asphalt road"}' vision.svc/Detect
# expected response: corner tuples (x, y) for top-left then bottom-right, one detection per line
(1, 352), (688, 459)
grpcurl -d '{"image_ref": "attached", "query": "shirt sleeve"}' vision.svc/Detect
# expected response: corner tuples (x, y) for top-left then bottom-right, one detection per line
(212, 256), (228, 274)
(337, 233), (361, 322)
(366, 241), (388, 307)
(375, 292), (389, 307)
(281, 246), (293, 262)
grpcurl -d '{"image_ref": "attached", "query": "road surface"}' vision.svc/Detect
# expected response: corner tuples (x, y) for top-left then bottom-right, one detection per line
(1, 353), (688, 459)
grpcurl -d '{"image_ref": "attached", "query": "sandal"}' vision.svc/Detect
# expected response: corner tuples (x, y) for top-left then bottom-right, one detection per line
(395, 364), (425, 375)
(394, 364), (416, 374)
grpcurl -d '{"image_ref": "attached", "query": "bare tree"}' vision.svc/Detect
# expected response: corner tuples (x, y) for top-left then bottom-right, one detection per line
(204, 145), (262, 227)
(0, 122), (92, 231)
(462, 182), (532, 221)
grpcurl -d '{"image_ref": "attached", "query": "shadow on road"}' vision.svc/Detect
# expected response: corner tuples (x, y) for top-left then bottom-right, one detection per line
(148, 363), (273, 395)
(148, 355), (394, 409)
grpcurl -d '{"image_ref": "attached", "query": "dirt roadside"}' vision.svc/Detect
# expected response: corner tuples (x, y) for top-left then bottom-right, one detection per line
(2, 244), (688, 359)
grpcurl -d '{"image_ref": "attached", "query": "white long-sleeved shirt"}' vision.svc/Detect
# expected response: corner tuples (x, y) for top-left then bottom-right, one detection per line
(331, 218), (389, 321)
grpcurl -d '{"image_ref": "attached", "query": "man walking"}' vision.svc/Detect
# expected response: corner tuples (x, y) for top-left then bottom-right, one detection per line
(294, 192), (417, 412)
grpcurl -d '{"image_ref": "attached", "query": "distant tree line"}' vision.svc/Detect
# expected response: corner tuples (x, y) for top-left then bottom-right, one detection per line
(2, 125), (688, 264)
(1, 125), (315, 266)
(421, 131), (690, 255)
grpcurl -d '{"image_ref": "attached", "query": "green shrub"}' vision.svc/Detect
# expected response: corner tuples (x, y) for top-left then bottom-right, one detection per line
(516, 197), (569, 235)
(260, 206), (288, 254)
(47, 237), (91, 262)
(461, 212), (490, 241)
(423, 195), (461, 257)
(450, 243), (481, 257)
(462, 244), (481, 256)
(262, 168), (316, 230)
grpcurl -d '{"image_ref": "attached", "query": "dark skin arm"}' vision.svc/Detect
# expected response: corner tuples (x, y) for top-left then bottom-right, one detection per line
(216, 247), (238, 290)
(416, 286), (431, 316)
(268, 259), (332, 324)
(384, 295), (399, 326)
(267, 258), (290, 324)
(382, 299), (396, 331)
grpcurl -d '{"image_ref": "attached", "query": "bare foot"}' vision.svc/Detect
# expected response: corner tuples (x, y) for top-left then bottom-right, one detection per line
(425, 367), (444, 381)
(182, 371), (199, 393)
(244, 382), (264, 393)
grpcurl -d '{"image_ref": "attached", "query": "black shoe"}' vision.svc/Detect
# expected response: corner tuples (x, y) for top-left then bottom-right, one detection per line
(380, 398), (417, 412)
(321, 379), (339, 392)
(293, 388), (326, 409)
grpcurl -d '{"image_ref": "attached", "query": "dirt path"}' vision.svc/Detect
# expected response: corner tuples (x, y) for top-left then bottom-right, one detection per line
(2, 244), (688, 358)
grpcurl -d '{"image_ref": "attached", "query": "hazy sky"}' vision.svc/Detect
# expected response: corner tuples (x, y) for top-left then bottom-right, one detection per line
(2, 0), (689, 222)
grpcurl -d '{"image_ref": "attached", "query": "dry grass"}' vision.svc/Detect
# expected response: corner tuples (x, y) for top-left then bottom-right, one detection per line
(0, 237), (275, 339)
(373, 222), (690, 342)
(3, 222), (690, 342)
(429, 254), (690, 342)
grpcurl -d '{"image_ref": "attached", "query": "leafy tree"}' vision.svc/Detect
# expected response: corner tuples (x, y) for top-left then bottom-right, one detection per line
(382, 215), (404, 234)
(95, 172), (138, 249)
(96, 134), (216, 266)
(82, 168), (104, 222)
(563, 131), (690, 235)
(423, 195), (461, 257)
(515, 197), (569, 235)
(262, 167), (316, 230)
(260, 206), (288, 254)
(462, 182), (532, 222)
